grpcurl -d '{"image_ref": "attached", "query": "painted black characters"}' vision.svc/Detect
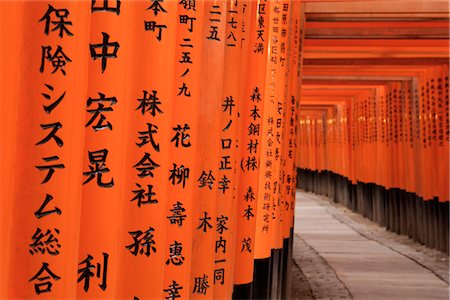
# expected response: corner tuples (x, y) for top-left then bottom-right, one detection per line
(89, 32), (120, 73)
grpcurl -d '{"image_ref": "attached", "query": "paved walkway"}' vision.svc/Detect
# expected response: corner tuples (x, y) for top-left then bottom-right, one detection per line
(292, 190), (449, 300)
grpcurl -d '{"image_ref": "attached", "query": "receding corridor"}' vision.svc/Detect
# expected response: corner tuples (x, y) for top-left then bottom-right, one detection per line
(292, 190), (449, 300)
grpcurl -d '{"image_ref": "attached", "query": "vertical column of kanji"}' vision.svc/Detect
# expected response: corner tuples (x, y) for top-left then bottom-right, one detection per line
(438, 65), (449, 202)
(269, 0), (290, 257)
(406, 80), (415, 195)
(393, 83), (402, 190)
(360, 98), (365, 182)
(420, 71), (432, 200)
(276, 6), (293, 295)
(411, 76), (424, 200)
(189, 1), (227, 299)
(0, 1), (23, 297)
(227, 0), (253, 296)
(404, 81), (415, 195)
(359, 96), (365, 183)
(364, 93), (370, 184)
(77, 0), (128, 297)
(112, 1), (177, 299)
(398, 83), (407, 192)
(281, 2), (301, 291)
(380, 86), (389, 190)
(428, 68), (437, 200)
(374, 87), (382, 186)
(6, 1), (90, 298)
(417, 70), (427, 199)
(391, 84), (398, 190)
(161, 1), (204, 299)
(285, 1), (306, 238)
(212, 1), (248, 298)
(428, 67), (438, 199)
(281, 0), (300, 250)
(374, 90), (380, 185)
(429, 66), (440, 200)
(295, 4), (305, 174)
(233, 0), (268, 291)
(403, 79), (412, 193)
(422, 68), (431, 200)
(371, 90), (379, 187)
(254, 0), (279, 267)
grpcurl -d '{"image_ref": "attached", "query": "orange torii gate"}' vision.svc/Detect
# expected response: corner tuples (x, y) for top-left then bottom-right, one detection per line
(298, 62), (449, 253)
(0, 1), (304, 299)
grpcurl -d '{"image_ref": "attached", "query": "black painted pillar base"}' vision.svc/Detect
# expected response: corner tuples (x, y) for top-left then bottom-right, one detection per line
(252, 257), (271, 299)
(232, 283), (253, 300)
(281, 229), (294, 299)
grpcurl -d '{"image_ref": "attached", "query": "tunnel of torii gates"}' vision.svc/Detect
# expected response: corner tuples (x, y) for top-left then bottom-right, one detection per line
(0, 0), (448, 299)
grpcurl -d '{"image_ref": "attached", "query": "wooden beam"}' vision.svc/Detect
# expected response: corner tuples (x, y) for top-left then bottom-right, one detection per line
(304, 1), (449, 14)
(302, 79), (400, 85)
(306, 21), (449, 28)
(303, 39), (449, 58)
(302, 85), (385, 90)
(303, 58), (450, 65)
(306, 14), (449, 22)
(302, 75), (411, 81)
(304, 39), (449, 47)
(305, 27), (449, 39)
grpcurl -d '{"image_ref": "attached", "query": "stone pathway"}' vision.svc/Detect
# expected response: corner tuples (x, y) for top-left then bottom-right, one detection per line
(292, 190), (449, 300)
